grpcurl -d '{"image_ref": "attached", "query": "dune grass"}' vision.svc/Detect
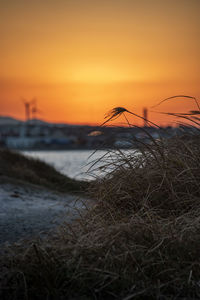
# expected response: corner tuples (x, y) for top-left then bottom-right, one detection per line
(1, 96), (200, 299)
(0, 148), (88, 193)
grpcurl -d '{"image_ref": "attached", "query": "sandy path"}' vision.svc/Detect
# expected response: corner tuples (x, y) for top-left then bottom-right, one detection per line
(0, 179), (89, 246)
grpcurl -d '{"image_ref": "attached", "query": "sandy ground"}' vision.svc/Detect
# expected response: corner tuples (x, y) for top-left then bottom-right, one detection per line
(0, 178), (90, 247)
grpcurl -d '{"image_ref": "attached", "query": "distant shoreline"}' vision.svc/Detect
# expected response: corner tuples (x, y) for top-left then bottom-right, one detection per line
(2, 145), (134, 151)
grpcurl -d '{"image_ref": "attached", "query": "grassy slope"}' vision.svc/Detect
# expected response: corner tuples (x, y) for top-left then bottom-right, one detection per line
(0, 148), (88, 193)
(1, 134), (200, 299)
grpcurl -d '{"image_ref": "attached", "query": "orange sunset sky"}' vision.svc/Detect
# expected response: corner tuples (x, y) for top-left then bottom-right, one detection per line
(0, 0), (200, 125)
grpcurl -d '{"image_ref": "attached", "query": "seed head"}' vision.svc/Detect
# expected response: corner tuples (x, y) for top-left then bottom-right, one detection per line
(105, 107), (128, 120)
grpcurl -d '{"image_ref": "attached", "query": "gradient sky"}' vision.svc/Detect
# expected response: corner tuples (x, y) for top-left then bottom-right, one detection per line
(0, 0), (199, 125)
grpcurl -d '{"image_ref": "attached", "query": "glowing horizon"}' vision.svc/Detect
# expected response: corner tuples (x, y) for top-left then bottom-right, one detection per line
(0, 0), (199, 126)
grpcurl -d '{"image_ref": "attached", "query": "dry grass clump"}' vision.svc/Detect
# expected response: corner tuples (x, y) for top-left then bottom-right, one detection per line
(90, 134), (200, 218)
(0, 148), (88, 193)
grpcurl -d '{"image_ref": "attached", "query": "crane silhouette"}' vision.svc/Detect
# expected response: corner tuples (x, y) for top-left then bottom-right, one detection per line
(22, 98), (35, 122)
(21, 98), (42, 122)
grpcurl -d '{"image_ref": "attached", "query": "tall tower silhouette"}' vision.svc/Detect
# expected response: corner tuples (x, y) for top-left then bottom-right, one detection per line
(143, 107), (148, 127)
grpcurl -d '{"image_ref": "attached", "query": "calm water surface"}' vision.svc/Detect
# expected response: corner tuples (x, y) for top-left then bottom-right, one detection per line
(23, 150), (110, 181)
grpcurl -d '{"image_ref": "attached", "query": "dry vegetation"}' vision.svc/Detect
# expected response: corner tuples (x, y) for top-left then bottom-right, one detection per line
(0, 148), (87, 193)
(1, 96), (200, 299)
